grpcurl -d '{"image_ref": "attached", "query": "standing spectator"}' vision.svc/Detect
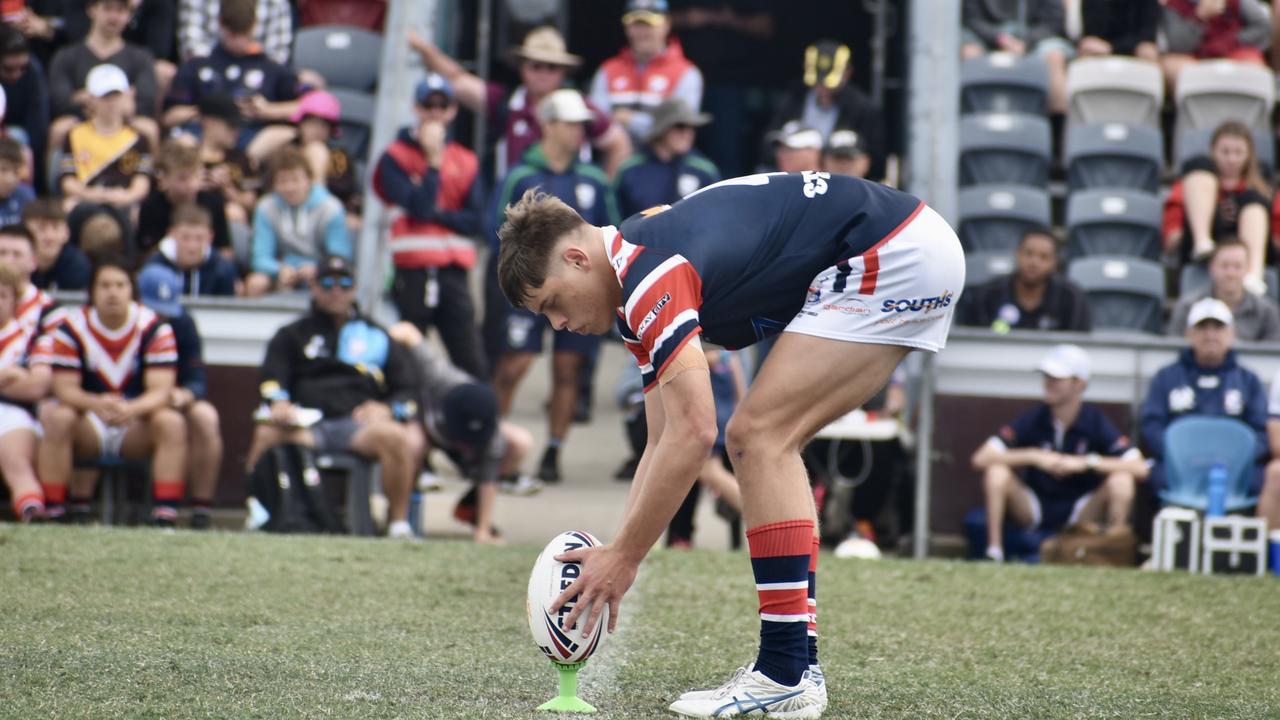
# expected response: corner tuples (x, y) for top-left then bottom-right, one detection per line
(136, 139), (231, 257)
(1141, 297), (1269, 499)
(589, 0), (704, 146)
(137, 263), (222, 529)
(372, 74), (487, 378)
(165, 0), (302, 154)
(0, 26), (50, 188)
(972, 344), (1146, 561)
(1161, 0), (1271, 91)
(178, 0), (293, 66)
(1076, 0), (1160, 61)
(408, 25), (632, 180)
(58, 64), (153, 240)
(246, 146), (350, 296)
(0, 138), (34, 225)
(961, 0), (1072, 114)
(768, 40), (887, 181)
(1164, 121), (1271, 290)
(23, 198), (91, 291)
(34, 257), (187, 525)
(959, 227), (1092, 332)
(615, 97), (719, 219)
(144, 203), (238, 297)
(47, 0), (159, 155)
(247, 256), (421, 540)
(1168, 239), (1280, 340)
(821, 128), (870, 179)
(196, 93), (259, 226)
(488, 89), (619, 482)
(0, 262), (53, 522)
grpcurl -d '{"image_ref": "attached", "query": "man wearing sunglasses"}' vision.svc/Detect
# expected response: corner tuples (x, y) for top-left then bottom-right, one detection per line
(250, 255), (423, 539)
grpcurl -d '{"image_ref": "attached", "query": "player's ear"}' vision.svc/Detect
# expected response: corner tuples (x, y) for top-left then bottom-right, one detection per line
(562, 246), (589, 271)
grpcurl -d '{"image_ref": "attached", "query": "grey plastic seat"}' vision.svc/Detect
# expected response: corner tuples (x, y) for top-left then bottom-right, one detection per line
(964, 251), (1015, 288)
(957, 184), (1051, 252)
(1068, 255), (1166, 333)
(1174, 126), (1276, 177)
(1175, 60), (1275, 134)
(1064, 123), (1163, 193)
(293, 24), (384, 91)
(960, 53), (1050, 116)
(328, 87), (376, 159)
(1066, 56), (1164, 127)
(959, 113), (1052, 187)
(1066, 189), (1162, 261)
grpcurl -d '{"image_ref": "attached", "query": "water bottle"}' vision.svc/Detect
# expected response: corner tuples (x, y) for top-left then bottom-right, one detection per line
(408, 491), (425, 537)
(1206, 462), (1227, 518)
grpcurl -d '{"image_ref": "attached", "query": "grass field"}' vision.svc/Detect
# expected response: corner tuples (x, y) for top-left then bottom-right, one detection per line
(2, 526), (1279, 719)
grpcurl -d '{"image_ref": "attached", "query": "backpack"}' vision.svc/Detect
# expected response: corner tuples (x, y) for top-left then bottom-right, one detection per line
(248, 444), (344, 534)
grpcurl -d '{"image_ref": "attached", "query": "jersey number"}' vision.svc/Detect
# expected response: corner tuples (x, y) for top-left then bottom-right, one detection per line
(801, 171), (830, 198)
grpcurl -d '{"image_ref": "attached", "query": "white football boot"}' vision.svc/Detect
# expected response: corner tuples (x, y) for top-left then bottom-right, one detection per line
(679, 664), (825, 706)
(668, 665), (825, 718)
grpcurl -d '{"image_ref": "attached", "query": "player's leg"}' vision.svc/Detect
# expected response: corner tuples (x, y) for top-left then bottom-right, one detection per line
(698, 453), (742, 512)
(37, 404), (97, 519)
(185, 401), (223, 528)
(348, 419), (418, 533)
(0, 425), (43, 521)
(983, 465), (1038, 559)
(120, 409), (187, 525)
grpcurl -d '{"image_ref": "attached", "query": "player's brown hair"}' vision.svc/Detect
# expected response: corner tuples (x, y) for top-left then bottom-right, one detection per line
(79, 213), (125, 264)
(497, 188), (587, 307)
(219, 0), (256, 35)
(268, 145), (312, 184)
(155, 139), (200, 175)
(0, 137), (24, 169)
(22, 197), (66, 224)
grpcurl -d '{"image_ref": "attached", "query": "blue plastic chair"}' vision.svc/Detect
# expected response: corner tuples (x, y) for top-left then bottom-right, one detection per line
(1161, 416), (1259, 513)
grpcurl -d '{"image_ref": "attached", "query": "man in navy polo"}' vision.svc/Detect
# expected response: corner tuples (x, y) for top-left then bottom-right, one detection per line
(972, 344), (1148, 561)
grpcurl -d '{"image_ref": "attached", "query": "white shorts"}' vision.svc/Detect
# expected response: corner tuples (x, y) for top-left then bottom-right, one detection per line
(786, 204), (965, 352)
(86, 411), (129, 459)
(0, 402), (39, 438)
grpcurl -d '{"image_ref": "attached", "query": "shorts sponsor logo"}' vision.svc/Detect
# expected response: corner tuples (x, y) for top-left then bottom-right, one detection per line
(636, 293), (671, 338)
(805, 286), (822, 305)
(822, 298), (870, 315)
(880, 290), (954, 314)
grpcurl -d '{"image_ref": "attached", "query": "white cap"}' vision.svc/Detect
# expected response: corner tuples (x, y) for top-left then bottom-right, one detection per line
(773, 120), (823, 150)
(1187, 297), (1234, 328)
(1038, 344), (1090, 381)
(86, 64), (130, 98)
(536, 89), (593, 124)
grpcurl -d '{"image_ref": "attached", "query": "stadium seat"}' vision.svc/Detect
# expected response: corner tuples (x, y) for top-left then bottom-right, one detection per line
(1160, 416), (1259, 513)
(959, 53), (1049, 116)
(1065, 189), (1162, 260)
(1178, 263), (1280, 304)
(1067, 255), (1165, 333)
(1175, 60), (1275, 134)
(1174, 126), (1276, 177)
(959, 113), (1052, 187)
(1064, 123), (1162, 194)
(293, 24), (384, 91)
(957, 184), (1051, 252)
(328, 86), (376, 160)
(964, 250), (1015, 287)
(1065, 56), (1163, 127)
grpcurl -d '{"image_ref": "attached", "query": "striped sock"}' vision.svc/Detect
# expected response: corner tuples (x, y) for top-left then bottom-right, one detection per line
(748, 519), (814, 687)
(153, 479), (186, 515)
(42, 481), (67, 514)
(13, 492), (44, 519)
(808, 536), (819, 668)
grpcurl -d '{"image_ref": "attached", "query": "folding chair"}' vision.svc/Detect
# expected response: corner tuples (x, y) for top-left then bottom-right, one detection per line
(1066, 189), (1162, 260)
(1064, 122), (1163, 193)
(959, 113), (1052, 187)
(1173, 126), (1276, 177)
(1175, 60), (1275, 134)
(1067, 255), (1165, 333)
(957, 184), (1051, 252)
(964, 250), (1015, 288)
(1160, 416), (1259, 513)
(292, 24), (384, 91)
(960, 52), (1050, 116)
(1066, 56), (1164, 127)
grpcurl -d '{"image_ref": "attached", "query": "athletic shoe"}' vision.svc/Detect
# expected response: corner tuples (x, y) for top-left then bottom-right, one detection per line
(677, 663), (753, 702)
(803, 666), (828, 714)
(387, 520), (415, 540)
(498, 474), (544, 496)
(537, 446), (562, 483)
(668, 665), (825, 718)
(416, 470), (444, 493)
(189, 510), (212, 531)
(19, 503), (44, 524)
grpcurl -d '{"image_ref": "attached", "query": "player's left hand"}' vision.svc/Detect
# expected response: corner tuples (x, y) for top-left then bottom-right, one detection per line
(550, 543), (638, 636)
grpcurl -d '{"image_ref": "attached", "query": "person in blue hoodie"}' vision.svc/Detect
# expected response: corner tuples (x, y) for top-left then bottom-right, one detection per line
(485, 88), (619, 482)
(614, 97), (719, 219)
(1140, 297), (1269, 499)
(144, 203), (239, 297)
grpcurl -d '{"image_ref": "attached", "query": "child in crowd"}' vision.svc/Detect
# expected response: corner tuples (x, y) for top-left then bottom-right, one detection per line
(136, 140), (231, 257)
(77, 211), (125, 262)
(197, 93), (259, 226)
(24, 199), (91, 291)
(144, 203), (238, 296)
(246, 146), (350, 296)
(0, 137), (34, 225)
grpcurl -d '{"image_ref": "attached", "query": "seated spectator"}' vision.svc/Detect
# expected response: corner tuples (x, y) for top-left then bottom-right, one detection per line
(246, 146), (350, 296)
(1160, 0), (1271, 92)
(1260, 368), (1280, 531)
(768, 40), (887, 180)
(769, 121), (823, 173)
(821, 128), (869, 179)
(0, 223), (66, 339)
(144, 203), (238, 297)
(165, 0), (302, 154)
(0, 137), (34, 225)
(972, 344), (1147, 562)
(58, 64), (152, 239)
(615, 97), (719, 219)
(961, 0), (1071, 113)
(959, 227), (1091, 332)
(1164, 121), (1271, 289)
(196, 93), (259, 226)
(0, 262), (53, 522)
(1075, 0), (1160, 62)
(136, 139), (231, 257)
(0, 26), (49, 186)
(137, 264), (222, 529)
(247, 256), (421, 539)
(178, 0), (293, 67)
(34, 257), (187, 525)
(388, 321), (535, 544)
(372, 74), (487, 378)
(47, 0), (159, 157)
(409, 25), (632, 179)
(1168, 239), (1280, 340)
(24, 198), (91, 291)
(589, 0), (703, 146)
(1140, 297), (1269, 499)
(253, 91), (359, 231)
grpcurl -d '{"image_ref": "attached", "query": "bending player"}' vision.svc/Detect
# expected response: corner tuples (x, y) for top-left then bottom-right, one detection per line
(497, 171), (964, 718)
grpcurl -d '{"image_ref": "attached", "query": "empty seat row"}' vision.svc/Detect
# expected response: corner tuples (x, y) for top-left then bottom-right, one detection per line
(958, 185), (1160, 259)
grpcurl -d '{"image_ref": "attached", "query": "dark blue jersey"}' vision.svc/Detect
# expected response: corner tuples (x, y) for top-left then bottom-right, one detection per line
(610, 172), (922, 389)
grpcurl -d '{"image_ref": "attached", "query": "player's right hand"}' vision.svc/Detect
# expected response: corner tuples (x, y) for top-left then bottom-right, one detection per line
(550, 543), (638, 637)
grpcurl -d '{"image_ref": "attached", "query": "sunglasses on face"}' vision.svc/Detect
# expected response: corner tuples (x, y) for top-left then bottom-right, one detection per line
(419, 100), (450, 111)
(525, 61), (563, 73)
(318, 275), (354, 290)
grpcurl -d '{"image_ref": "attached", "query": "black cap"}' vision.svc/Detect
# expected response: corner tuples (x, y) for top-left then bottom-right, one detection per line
(804, 40), (851, 89)
(440, 383), (498, 452)
(317, 255), (353, 278)
(198, 93), (243, 126)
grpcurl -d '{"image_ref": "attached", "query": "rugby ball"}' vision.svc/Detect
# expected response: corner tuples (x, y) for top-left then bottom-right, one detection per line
(527, 530), (609, 665)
